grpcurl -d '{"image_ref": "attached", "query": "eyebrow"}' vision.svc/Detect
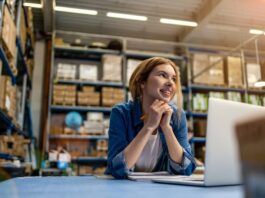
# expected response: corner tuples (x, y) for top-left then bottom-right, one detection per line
(157, 70), (176, 78)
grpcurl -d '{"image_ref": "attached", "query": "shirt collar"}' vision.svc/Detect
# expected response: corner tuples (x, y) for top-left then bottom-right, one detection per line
(132, 99), (143, 127)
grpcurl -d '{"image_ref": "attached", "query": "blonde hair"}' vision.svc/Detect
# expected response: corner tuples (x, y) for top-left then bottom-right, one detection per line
(129, 57), (183, 116)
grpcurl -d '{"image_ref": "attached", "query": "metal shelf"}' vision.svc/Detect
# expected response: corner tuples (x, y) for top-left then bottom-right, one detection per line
(71, 157), (107, 165)
(186, 111), (208, 118)
(190, 137), (206, 143)
(54, 45), (120, 60)
(190, 84), (245, 93)
(16, 36), (32, 87)
(50, 105), (112, 113)
(54, 79), (124, 88)
(124, 50), (184, 61)
(0, 110), (27, 136)
(49, 134), (108, 140)
(247, 89), (265, 94)
(0, 47), (16, 84)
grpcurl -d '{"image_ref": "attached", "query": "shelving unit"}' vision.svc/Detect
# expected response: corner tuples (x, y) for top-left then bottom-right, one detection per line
(0, 0), (35, 176)
(186, 46), (265, 163)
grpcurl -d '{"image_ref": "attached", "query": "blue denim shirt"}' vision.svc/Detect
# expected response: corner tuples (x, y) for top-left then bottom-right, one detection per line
(105, 100), (196, 179)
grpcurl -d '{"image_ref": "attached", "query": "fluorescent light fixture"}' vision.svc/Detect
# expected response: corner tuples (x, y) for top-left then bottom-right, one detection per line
(55, 6), (98, 15)
(249, 29), (265, 35)
(23, 3), (42, 8)
(160, 18), (197, 27)
(207, 24), (240, 32)
(106, 12), (147, 21)
(254, 81), (265, 87)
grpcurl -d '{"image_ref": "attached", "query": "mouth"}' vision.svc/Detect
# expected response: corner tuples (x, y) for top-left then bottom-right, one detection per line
(160, 89), (172, 98)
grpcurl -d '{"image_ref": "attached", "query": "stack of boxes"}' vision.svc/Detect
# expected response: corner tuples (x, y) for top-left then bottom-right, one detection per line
(96, 139), (108, 157)
(101, 87), (125, 107)
(79, 112), (105, 135)
(0, 135), (30, 158)
(127, 59), (141, 84)
(26, 7), (35, 47)
(246, 63), (261, 88)
(102, 55), (122, 82)
(2, 6), (17, 76)
(0, 76), (17, 121)
(227, 92), (242, 102)
(53, 85), (76, 106)
(192, 53), (225, 86)
(56, 63), (76, 80)
(19, 6), (27, 54)
(192, 93), (208, 112)
(79, 64), (98, 81)
(225, 56), (243, 87)
(77, 86), (100, 106)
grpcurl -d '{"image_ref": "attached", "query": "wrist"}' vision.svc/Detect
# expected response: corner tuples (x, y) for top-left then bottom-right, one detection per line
(161, 124), (172, 132)
(143, 125), (156, 134)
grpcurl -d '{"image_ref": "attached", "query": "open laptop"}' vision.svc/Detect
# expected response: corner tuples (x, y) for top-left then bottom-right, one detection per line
(153, 98), (265, 186)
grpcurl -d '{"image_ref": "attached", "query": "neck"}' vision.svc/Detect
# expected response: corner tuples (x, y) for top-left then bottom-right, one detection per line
(141, 95), (154, 115)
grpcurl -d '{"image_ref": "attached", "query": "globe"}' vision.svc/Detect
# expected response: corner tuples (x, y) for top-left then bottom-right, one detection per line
(65, 111), (83, 130)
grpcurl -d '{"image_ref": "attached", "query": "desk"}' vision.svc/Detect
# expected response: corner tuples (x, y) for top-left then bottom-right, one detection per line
(0, 176), (243, 198)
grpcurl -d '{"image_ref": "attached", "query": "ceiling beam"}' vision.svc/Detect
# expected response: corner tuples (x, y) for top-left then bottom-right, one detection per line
(42, 0), (55, 33)
(179, 0), (225, 42)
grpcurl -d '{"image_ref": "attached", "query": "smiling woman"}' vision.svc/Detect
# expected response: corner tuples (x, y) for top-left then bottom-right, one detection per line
(105, 57), (196, 179)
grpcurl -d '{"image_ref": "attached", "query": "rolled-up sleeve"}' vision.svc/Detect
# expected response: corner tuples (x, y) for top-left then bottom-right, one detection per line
(167, 110), (196, 175)
(105, 107), (130, 179)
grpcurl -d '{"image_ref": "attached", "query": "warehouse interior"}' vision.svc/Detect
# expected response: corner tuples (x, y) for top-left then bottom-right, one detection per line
(0, 0), (265, 196)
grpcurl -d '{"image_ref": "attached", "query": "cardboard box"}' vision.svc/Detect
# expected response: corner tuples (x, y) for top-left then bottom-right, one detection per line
(79, 64), (98, 81)
(127, 59), (141, 84)
(208, 55), (225, 85)
(225, 56), (243, 87)
(102, 55), (122, 82)
(20, 7), (27, 53)
(246, 63), (261, 87)
(2, 6), (16, 59)
(192, 53), (210, 84)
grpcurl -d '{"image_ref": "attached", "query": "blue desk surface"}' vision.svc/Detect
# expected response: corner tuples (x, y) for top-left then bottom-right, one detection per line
(0, 176), (243, 198)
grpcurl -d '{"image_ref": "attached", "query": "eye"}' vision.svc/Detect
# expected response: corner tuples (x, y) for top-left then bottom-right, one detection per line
(159, 73), (167, 78)
(172, 77), (177, 82)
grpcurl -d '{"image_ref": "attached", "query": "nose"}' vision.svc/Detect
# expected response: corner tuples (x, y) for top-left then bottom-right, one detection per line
(166, 78), (174, 86)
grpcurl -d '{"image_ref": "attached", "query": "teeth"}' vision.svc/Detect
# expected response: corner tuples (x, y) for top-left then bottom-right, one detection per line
(161, 90), (171, 96)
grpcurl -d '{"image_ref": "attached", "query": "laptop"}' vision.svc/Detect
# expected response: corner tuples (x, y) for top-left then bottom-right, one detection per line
(153, 98), (265, 186)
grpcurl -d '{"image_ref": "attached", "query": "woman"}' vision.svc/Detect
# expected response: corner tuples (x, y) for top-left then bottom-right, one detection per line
(105, 57), (196, 179)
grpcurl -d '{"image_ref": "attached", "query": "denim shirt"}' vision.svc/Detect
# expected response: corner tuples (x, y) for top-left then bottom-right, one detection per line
(105, 100), (196, 179)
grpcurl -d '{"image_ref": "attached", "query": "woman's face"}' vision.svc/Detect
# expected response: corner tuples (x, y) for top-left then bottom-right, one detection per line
(141, 64), (177, 103)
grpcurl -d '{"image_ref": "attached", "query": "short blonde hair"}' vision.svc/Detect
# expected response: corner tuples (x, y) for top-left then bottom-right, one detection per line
(129, 57), (183, 113)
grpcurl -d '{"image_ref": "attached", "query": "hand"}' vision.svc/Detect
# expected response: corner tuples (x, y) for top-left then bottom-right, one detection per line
(144, 100), (171, 131)
(160, 106), (173, 131)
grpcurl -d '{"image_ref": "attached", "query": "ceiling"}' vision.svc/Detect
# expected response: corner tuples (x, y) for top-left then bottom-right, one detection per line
(28, 0), (265, 51)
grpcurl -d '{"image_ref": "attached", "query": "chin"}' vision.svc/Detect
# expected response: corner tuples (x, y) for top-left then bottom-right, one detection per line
(156, 95), (171, 103)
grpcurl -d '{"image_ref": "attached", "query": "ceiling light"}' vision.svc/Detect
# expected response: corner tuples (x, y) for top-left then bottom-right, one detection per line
(55, 6), (98, 15)
(106, 12), (147, 21)
(249, 29), (265, 35)
(254, 81), (265, 87)
(160, 18), (197, 27)
(23, 3), (42, 8)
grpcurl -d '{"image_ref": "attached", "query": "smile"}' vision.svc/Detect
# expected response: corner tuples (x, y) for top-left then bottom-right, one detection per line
(160, 89), (172, 97)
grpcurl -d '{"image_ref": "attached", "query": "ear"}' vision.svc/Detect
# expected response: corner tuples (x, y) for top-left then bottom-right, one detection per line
(140, 82), (145, 89)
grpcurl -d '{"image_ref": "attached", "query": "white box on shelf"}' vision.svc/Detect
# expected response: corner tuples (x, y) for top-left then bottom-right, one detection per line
(86, 112), (104, 122)
(79, 64), (98, 81)
(102, 54), (122, 82)
(246, 63), (261, 87)
(127, 59), (141, 84)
